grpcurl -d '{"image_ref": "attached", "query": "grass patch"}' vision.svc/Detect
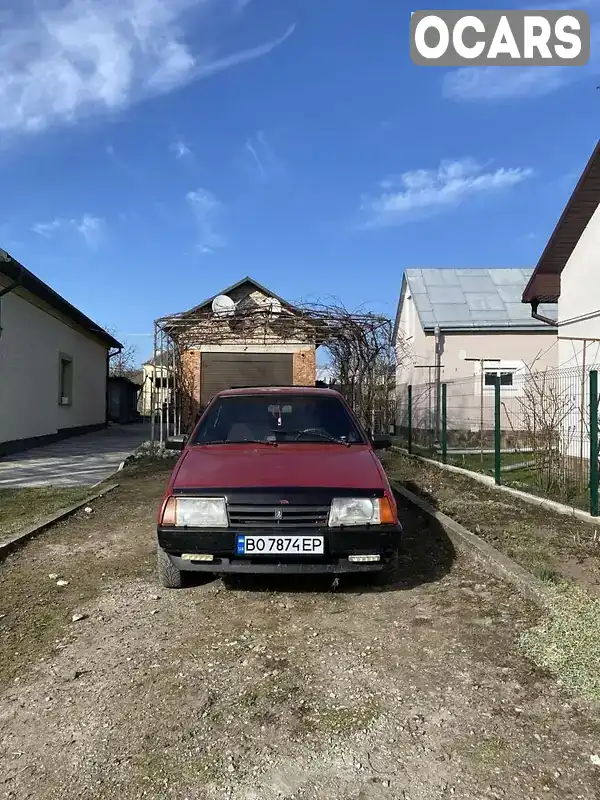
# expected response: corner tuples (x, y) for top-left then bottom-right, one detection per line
(0, 487), (89, 540)
(316, 701), (381, 735)
(533, 566), (565, 585)
(468, 735), (510, 766)
(383, 451), (600, 595)
(520, 583), (600, 701)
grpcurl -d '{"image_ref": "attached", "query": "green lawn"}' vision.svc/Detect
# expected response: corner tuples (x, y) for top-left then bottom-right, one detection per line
(392, 439), (591, 511)
(0, 487), (90, 541)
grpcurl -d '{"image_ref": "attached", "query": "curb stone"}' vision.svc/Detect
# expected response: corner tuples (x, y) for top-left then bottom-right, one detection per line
(0, 483), (119, 561)
(391, 446), (600, 529)
(390, 479), (549, 605)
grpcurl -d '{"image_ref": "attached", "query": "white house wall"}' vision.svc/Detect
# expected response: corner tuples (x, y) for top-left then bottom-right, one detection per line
(0, 283), (107, 446)
(558, 203), (600, 371)
(554, 203), (600, 459)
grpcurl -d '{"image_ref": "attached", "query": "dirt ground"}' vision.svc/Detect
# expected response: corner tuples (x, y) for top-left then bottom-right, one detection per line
(383, 452), (600, 597)
(1, 464), (599, 800)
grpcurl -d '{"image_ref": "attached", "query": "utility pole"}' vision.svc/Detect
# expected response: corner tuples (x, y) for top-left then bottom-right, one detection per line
(434, 326), (442, 445)
(464, 357), (501, 463)
(415, 363), (445, 451)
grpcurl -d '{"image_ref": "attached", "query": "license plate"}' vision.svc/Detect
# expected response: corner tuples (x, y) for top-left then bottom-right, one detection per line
(236, 535), (324, 556)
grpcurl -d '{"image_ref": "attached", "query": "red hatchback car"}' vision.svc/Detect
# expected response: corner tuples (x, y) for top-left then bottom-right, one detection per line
(157, 387), (401, 588)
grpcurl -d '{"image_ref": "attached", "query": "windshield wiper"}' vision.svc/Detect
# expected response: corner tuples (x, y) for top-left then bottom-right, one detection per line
(236, 438), (278, 447)
(293, 429), (351, 447)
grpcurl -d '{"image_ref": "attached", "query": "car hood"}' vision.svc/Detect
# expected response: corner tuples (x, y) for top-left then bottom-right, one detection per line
(172, 444), (385, 490)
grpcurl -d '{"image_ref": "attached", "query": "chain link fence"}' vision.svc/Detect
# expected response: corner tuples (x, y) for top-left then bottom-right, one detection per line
(396, 366), (600, 514)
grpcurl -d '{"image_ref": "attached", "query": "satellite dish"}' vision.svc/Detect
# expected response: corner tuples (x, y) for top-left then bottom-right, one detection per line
(266, 298), (282, 315)
(211, 295), (235, 317)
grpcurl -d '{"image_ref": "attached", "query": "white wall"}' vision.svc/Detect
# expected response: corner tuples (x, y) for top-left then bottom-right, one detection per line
(0, 284), (108, 445)
(558, 203), (600, 372)
(553, 204), (600, 459)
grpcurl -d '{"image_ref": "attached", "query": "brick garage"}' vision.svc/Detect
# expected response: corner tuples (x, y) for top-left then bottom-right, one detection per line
(167, 278), (317, 423)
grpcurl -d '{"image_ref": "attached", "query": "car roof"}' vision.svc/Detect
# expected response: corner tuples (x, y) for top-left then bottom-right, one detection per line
(216, 386), (343, 398)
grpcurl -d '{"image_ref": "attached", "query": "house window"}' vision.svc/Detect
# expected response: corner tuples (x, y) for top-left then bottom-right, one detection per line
(484, 369), (515, 387)
(58, 353), (73, 405)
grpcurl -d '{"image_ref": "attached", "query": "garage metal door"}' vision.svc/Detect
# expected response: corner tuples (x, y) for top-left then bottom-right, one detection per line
(201, 353), (294, 406)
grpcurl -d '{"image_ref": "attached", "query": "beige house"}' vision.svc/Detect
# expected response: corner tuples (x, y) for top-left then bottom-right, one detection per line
(0, 249), (121, 456)
(138, 354), (173, 418)
(152, 277), (317, 427)
(394, 268), (558, 438)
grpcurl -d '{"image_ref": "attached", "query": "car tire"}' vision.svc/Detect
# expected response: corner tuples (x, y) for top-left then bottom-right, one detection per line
(157, 546), (185, 589)
(221, 574), (243, 590)
(371, 549), (399, 587)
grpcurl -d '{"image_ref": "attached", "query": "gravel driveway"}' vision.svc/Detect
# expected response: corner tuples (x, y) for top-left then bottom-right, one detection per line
(0, 465), (598, 800)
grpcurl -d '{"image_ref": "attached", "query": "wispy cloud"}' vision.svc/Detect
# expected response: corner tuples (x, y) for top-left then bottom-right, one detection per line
(245, 138), (266, 180)
(170, 138), (192, 159)
(443, 66), (571, 101)
(186, 189), (226, 253)
(0, 0), (295, 137)
(361, 159), (533, 227)
(73, 214), (104, 245)
(243, 131), (281, 182)
(443, 0), (600, 101)
(31, 214), (105, 245)
(31, 219), (62, 238)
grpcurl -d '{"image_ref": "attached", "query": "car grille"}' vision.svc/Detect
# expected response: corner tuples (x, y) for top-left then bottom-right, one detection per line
(227, 503), (330, 530)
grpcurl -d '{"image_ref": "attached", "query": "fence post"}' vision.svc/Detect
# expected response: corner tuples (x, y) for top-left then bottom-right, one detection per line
(494, 376), (501, 486)
(590, 370), (598, 517)
(407, 385), (413, 455)
(441, 383), (447, 464)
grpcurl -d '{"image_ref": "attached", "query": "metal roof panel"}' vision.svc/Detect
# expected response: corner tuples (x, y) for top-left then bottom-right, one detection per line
(404, 267), (553, 331)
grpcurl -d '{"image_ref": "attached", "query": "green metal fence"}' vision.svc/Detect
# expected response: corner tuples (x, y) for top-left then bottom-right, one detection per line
(395, 366), (600, 516)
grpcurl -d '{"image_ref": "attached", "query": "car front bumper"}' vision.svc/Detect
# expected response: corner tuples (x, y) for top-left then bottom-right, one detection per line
(157, 525), (402, 575)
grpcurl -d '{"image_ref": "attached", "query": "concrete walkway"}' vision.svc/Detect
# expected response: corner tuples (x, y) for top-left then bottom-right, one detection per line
(0, 423), (150, 488)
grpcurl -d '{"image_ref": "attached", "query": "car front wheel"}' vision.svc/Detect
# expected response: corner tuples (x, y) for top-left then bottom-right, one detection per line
(157, 546), (185, 589)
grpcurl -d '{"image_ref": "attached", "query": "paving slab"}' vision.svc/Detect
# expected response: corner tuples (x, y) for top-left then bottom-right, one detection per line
(0, 423), (149, 488)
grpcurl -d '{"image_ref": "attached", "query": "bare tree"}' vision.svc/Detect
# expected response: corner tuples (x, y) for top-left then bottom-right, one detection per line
(297, 298), (408, 434)
(504, 360), (579, 497)
(104, 327), (140, 380)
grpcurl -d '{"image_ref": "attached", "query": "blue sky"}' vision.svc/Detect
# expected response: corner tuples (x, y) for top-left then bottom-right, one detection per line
(1, 0), (598, 361)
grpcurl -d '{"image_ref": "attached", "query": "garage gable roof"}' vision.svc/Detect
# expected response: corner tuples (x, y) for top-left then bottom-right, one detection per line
(180, 276), (299, 317)
(522, 139), (600, 304)
(0, 249), (121, 349)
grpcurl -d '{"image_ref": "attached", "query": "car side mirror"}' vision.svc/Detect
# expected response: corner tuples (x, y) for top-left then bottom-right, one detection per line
(165, 435), (188, 451)
(371, 434), (392, 450)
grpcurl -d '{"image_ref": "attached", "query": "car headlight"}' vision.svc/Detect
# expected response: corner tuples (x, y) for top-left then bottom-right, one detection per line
(328, 497), (381, 527)
(161, 497), (228, 528)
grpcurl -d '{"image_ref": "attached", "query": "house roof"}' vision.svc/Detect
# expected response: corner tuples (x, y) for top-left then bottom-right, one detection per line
(108, 375), (142, 387)
(522, 139), (600, 304)
(400, 268), (557, 334)
(143, 351), (172, 367)
(179, 276), (298, 317)
(0, 249), (122, 349)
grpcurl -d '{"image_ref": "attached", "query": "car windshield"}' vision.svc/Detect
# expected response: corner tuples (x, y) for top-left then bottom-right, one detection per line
(191, 394), (365, 445)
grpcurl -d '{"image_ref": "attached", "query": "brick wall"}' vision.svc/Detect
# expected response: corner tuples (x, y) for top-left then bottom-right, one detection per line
(293, 349), (316, 386)
(180, 349), (201, 429)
